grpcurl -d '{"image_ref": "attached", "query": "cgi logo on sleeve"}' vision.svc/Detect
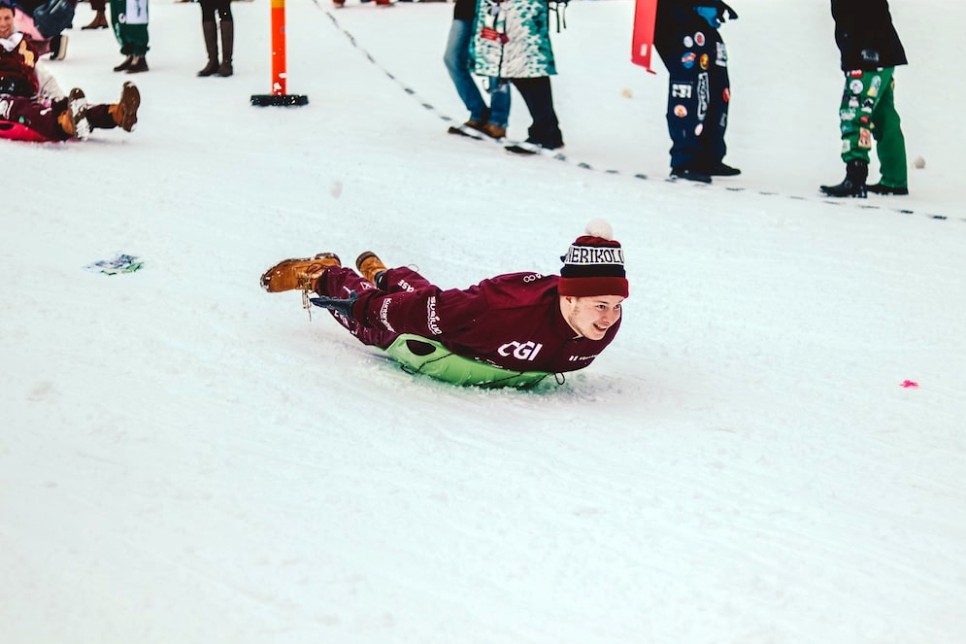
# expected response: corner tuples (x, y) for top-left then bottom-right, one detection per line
(498, 341), (544, 361)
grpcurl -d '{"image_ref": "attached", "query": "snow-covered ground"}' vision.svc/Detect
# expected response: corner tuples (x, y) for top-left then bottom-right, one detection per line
(2, 1), (965, 642)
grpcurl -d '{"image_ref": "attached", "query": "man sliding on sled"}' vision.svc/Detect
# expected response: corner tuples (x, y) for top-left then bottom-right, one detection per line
(261, 221), (629, 389)
(0, 1), (139, 142)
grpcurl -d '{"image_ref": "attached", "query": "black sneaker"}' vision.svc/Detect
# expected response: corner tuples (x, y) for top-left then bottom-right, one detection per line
(866, 183), (909, 196)
(670, 167), (712, 183)
(505, 139), (563, 155)
(702, 162), (741, 177)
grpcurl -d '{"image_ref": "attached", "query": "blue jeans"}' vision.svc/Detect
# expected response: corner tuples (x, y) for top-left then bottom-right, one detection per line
(443, 18), (510, 127)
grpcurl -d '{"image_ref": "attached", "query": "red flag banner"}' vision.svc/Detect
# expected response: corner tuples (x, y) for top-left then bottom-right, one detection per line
(631, 0), (659, 73)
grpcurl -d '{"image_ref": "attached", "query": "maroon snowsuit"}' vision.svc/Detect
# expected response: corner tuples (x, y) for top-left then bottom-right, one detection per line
(0, 33), (67, 140)
(1, 31), (122, 141)
(317, 266), (622, 375)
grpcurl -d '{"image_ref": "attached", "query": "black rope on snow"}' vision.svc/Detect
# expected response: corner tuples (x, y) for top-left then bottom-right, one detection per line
(309, 0), (963, 225)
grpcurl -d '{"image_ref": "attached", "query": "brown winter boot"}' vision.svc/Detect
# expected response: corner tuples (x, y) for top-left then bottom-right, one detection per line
(113, 55), (133, 72)
(108, 82), (140, 132)
(198, 21), (219, 77)
(481, 123), (506, 139)
(463, 119), (486, 134)
(216, 21), (234, 77)
(260, 253), (342, 293)
(355, 251), (387, 285)
(125, 55), (149, 74)
(82, 10), (109, 29)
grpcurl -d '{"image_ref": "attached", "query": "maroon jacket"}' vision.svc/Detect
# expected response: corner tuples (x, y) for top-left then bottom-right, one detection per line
(320, 266), (622, 374)
(0, 33), (41, 97)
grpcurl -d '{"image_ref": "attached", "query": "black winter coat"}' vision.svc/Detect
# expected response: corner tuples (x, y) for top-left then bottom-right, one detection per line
(453, 0), (476, 22)
(654, 0), (713, 53)
(831, 0), (907, 70)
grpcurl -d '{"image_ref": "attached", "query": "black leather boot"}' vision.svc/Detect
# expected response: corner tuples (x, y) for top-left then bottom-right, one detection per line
(820, 159), (868, 198)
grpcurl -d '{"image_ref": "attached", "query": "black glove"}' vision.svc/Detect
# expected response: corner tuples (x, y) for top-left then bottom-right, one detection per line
(310, 291), (360, 321)
(860, 48), (881, 65)
(719, 1), (738, 21)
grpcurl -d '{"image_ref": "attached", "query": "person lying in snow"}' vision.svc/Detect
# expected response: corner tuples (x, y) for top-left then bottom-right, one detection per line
(260, 221), (629, 389)
(0, 1), (139, 142)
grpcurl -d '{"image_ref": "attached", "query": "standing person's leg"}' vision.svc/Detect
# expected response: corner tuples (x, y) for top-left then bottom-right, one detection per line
(485, 77), (511, 134)
(198, 0), (220, 76)
(122, 23), (150, 73)
(83, 0), (110, 29)
(509, 76), (562, 150)
(215, 0), (233, 77)
(119, 0), (150, 74)
(870, 71), (908, 193)
(697, 32), (739, 176)
(443, 18), (489, 128)
(109, 0), (134, 70)
(820, 70), (888, 198)
(655, 38), (707, 181)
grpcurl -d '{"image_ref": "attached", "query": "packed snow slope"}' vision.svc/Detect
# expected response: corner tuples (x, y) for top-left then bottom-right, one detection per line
(2, 1), (965, 643)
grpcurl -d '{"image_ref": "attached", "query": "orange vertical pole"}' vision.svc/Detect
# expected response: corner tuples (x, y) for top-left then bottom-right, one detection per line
(271, 0), (287, 95)
(251, 0), (308, 106)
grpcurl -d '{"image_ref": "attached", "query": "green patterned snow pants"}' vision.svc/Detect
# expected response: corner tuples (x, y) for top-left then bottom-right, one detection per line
(838, 67), (907, 189)
(110, 0), (150, 56)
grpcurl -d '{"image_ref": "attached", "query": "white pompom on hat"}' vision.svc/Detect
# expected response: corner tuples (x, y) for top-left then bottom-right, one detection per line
(558, 220), (629, 298)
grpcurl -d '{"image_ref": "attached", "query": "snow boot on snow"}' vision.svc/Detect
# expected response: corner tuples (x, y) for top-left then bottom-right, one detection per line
(216, 21), (234, 77)
(82, 9), (109, 29)
(57, 88), (90, 140)
(125, 55), (149, 74)
(113, 55), (133, 72)
(108, 82), (140, 132)
(701, 162), (741, 177)
(197, 22), (220, 77)
(356, 251), (387, 285)
(670, 166), (712, 183)
(820, 159), (868, 198)
(867, 182), (909, 196)
(261, 253), (342, 293)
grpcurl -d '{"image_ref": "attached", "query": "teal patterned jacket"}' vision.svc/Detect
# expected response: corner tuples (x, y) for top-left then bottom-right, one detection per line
(471, 0), (557, 78)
